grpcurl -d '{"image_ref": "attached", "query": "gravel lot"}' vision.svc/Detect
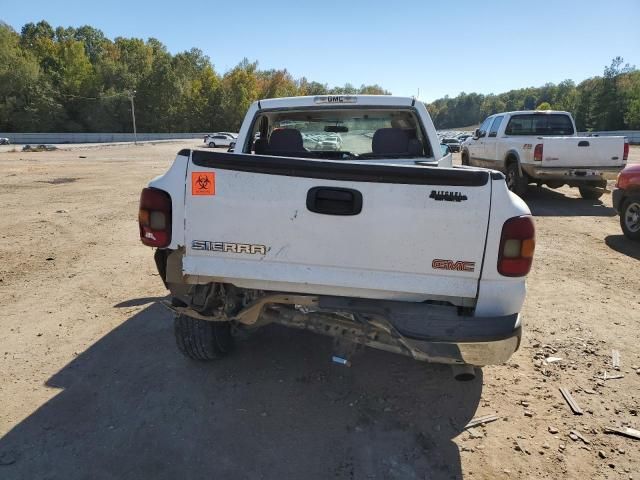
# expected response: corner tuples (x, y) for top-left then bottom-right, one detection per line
(0, 142), (638, 479)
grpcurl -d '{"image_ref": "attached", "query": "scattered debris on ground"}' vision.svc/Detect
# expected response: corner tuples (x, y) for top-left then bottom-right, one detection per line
(1, 145), (639, 479)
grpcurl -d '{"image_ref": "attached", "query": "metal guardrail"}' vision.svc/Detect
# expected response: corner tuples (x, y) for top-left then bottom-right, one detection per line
(3, 130), (639, 145)
(578, 130), (640, 145)
(0, 132), (208, 144)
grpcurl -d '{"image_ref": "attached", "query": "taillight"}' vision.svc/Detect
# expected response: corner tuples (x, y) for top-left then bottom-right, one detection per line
(139, 188), (172, 247)
(533, 144), (543, 162)
(498, 216), (535, 277)
(623, 142), (629, 161)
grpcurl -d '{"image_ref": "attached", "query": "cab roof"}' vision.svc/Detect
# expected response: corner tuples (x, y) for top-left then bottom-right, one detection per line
(255, 95), (416, 110)
(492, 110), (572, 117)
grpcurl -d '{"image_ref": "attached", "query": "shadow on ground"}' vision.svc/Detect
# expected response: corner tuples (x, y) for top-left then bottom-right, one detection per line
(114, 296), (167, 308)
(525, 187), (616, 217)
(605, 234), (640, 260)
(0, 303), (482, 480)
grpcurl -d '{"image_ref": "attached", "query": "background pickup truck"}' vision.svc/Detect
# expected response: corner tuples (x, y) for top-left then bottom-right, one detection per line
(139, 95), (536, 378)
(461, 110), (629, 198)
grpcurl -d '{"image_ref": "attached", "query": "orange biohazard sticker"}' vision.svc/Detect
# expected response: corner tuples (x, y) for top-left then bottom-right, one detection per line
(191, 172), (215, 196)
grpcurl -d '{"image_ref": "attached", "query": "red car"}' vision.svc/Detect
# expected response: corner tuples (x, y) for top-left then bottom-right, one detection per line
(612, 164), (640, 240)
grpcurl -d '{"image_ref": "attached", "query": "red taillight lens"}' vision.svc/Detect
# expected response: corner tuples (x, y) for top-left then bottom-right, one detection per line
(533, 144), (543, 162)
(139, 188), (172, 247)
(498, 215), (535, 277)
(623, 142), (629, 161)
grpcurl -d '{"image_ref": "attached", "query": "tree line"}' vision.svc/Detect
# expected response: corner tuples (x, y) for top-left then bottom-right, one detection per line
(0, 20), (388, 133)
(1, 21), (639, 133)
(427, 57), (640, 131)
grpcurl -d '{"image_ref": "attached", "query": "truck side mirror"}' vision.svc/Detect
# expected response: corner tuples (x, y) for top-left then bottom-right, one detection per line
(474, 128), (481, 139)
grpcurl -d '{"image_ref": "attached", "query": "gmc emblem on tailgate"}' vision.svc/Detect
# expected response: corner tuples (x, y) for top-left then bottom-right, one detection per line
(432, 259), (476, 272)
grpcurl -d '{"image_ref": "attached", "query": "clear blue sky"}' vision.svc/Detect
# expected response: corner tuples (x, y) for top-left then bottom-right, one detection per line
(2, 0), (639, 102)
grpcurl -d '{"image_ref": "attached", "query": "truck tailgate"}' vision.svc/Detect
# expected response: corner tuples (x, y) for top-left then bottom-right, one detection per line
(541, 136), (626, 168)
(182, 151), (492, 301)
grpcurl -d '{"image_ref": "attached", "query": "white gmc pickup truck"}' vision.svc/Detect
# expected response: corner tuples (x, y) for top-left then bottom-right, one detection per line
(139, 95), (535, 378)
(461, 110), (629, 198)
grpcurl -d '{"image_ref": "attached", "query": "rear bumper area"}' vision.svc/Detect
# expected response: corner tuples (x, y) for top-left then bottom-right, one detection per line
(522, 165), (623, 182)
(167, 287), (523, 367)
(318, 297), (522, 366)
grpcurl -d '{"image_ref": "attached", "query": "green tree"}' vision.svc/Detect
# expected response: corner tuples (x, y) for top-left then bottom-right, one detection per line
(219, 59), (259, 130)
(3, 22), (639, 134)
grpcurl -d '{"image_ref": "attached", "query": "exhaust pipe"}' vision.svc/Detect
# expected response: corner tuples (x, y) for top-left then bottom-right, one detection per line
(452, 364), (476, 382)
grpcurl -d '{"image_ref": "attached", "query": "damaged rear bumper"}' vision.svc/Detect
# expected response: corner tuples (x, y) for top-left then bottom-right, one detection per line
(318, 296), (522, 366)
(167, 292), (522, 367)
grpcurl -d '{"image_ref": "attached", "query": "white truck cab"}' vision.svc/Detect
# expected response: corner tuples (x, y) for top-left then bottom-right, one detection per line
(461, 110), (628, 198)
(139, 95), (535, 376)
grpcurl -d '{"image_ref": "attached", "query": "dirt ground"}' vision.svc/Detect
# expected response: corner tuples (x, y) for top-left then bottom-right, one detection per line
(0, 142), (638, 479)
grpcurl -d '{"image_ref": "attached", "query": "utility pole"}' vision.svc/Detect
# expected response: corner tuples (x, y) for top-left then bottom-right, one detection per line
(128, 90), (138, 145)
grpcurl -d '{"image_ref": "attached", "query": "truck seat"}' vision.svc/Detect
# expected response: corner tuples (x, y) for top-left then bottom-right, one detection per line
(268, 128), (305, 153)
(372, 128), (410, 154)
(254, 138), (268, 154)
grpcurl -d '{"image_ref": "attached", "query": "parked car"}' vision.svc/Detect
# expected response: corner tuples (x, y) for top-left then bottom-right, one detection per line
(612, 164), (640, 240)
(218, 132), (238, 139)
(441, 137), (461, 153)
(315, 135), (342, 151)
(204, 134), (234, 148)
(461, 111), (628, 198)
(0, 137), (10, 145)
(138, 94), (535, 375)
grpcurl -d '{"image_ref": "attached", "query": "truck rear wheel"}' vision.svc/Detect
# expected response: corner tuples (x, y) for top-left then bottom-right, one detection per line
(620, 196), (640, 240)
(578, 186), (604, 200)
(461, 151), (469, 166)
(505, 162), (528, 197)
(174, 314), (234, 360)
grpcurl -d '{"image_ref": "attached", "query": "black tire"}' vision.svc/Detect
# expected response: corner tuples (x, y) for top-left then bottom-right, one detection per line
(578, 186), (604, 200)
(620, 196), (640, 241)
(208, 142), (216, 148)
(461, 151), (469, 166)
(174, 314), (234, 360)
(505, 162), (528, 197)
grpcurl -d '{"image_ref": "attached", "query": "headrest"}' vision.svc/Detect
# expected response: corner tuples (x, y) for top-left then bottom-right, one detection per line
(372, 128), (409, 154)
(269, 128), (304, 152)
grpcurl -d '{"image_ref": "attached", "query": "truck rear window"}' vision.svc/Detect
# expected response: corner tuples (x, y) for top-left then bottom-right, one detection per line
(248, 108), (432, 159)
(504, 114), (574, 136)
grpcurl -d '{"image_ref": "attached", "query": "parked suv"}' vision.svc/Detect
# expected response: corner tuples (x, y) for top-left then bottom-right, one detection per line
(204, 134), (234, 148)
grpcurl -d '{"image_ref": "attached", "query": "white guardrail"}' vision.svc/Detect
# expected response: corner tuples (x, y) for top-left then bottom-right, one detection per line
(2, 130), (639, 145)
(578, 130), (640, 145)
(0, 132), (208, 144)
